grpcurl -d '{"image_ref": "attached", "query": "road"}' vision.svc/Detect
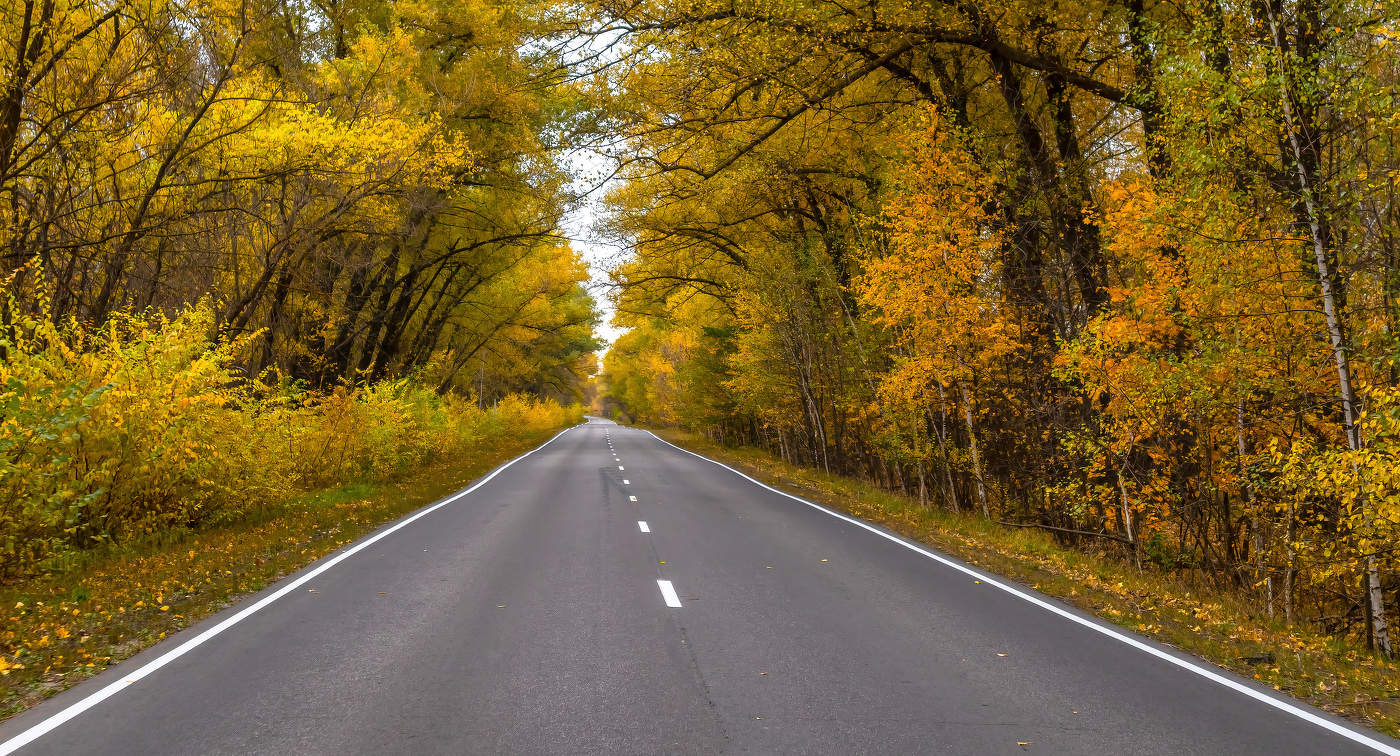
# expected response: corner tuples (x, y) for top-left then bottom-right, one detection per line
(2, 418), (1396, 755)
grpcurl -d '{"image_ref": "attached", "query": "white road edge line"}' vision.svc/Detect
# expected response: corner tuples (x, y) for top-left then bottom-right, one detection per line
(657, 579), (682, 607)
(644, 430), (1400, 756)
(638, 521), (650, 533)
(0, 425), (583, 756)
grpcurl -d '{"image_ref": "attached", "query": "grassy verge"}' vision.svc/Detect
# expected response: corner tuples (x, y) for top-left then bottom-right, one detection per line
(0, 423), (570, 721)
(655, 428), (1400, 737)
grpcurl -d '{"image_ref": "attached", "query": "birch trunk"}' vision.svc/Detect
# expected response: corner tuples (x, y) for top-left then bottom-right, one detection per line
(1237, 397), (1272, 616)
(1267, 6), (1389, 656)
(957, 380), (990, 519)
(934, 385), (961, 513)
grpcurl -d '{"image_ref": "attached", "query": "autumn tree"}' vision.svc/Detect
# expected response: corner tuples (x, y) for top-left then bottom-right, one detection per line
(1, 0), (600, 401)
(593, 0), (1400, 654)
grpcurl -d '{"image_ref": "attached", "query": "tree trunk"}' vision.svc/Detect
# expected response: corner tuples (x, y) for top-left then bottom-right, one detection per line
(1267, 2), (1389, 656)
(1238, 397), (1272, 615)
(957, 379), (990, 518)
(934, 387), (961, 513)
(1118, 470), (1141, 572)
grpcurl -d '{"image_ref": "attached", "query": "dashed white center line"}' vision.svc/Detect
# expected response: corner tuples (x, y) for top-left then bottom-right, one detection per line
(638, 520), (650, 533)
(657, 580), (682, 607)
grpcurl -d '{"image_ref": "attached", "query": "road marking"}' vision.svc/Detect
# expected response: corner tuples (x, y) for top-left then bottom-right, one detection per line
(657, 580), (682, 607)
(0, 425), (585, 756)
(645, 431), (1400, 756)
(638, 521), (650, 533)
(629, 495), (637, 501)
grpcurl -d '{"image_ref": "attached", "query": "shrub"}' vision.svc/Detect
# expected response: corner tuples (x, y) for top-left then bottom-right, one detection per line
(0, 303), (579, 580)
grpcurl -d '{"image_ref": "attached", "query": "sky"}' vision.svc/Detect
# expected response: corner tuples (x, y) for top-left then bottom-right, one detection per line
(559, 148), (626, 350)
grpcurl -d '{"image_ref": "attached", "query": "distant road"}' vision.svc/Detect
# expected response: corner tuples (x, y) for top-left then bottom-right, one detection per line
(3, 418), (1396, 754)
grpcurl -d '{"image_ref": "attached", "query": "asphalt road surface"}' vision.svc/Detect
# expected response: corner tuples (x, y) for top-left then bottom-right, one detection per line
(3, 418), (1397, 755)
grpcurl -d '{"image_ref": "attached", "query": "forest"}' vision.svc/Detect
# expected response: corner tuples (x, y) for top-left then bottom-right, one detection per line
(0, 0), (597, 577)
(2, 0), (1399, 673)
(590, 0), (1400, 657)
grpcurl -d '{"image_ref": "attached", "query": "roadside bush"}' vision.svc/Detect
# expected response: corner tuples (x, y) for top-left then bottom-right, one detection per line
(0, 302), (579, 580)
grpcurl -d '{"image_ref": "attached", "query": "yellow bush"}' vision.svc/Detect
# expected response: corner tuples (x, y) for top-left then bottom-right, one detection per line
(0, 301), (580, 579)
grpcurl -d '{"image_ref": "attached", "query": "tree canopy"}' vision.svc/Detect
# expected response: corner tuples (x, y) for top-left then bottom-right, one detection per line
(2, 0), (600, 402)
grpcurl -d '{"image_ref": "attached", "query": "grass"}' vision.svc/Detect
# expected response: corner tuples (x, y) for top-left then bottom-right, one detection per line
(0, 424), (569, 721)
(655, 428), (1400, 738)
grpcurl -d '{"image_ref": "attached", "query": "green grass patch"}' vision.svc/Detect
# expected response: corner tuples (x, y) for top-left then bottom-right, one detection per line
(656, 428), (1400, 738)
(0, 424), (569, 720)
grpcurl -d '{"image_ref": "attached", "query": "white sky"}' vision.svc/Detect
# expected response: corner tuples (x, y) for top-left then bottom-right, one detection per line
(560, 148), (626, 349)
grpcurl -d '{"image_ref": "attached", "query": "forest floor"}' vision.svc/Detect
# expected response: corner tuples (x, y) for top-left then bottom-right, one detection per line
(655, 428), (1400, 738)
(0, 424), (570, 721)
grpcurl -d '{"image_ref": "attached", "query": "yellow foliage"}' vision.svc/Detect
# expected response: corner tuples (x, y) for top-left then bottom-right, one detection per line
(0, 298), (579, 579)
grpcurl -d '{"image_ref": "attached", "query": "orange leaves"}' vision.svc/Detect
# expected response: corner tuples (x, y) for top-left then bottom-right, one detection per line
(849, 109), (1022, 480)
(857, 109), (1015, 388)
